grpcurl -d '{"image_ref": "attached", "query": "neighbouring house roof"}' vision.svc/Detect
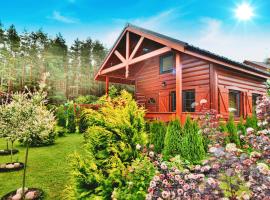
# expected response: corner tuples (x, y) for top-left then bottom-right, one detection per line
(244, 60), (270, 70)
(95, 24), (270, 81)
(126, 24), (270, 77)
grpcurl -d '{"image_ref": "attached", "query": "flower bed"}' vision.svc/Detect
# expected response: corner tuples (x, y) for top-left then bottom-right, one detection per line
(1, 188), (44, 200)
(0, 149), (19, 156)
(0, 162), (24, 173)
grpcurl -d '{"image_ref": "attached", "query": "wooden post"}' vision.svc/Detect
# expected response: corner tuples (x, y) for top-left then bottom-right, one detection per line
(126, 31), (130, 78)
(209, 64), (218, 110)
(175, 53), (182, 122)
(105, 76), (109, 96)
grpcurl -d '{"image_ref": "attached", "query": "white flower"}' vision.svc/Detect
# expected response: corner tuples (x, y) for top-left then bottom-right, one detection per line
(136, 144), (141, 150)
(225, 143), (238, 152)
(150, 180), (156, 187)
(257, 163), (269, 175)
(246, 127), (254, 134)
(228, 107), (237, 112)
(149, 151), (154, 157)
(200, 99), (207, 105)
(160, 162), (167, 170)
(191, 102), (198, 108)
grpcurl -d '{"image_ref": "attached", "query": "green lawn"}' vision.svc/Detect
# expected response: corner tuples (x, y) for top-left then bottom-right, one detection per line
(0, 134), (84, 199)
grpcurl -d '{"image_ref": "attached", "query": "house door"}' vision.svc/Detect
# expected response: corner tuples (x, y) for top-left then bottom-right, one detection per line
(159, 91), (169, 112)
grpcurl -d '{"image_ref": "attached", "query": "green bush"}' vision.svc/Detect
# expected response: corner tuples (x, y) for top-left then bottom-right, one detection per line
(67, 103), (76, 133)
(56, 105), (67, 128)
(180, 116), (205, 164)
(68, 91), (147, 199)
(237, 117), (246, 135)
(75, 95), (98, 104)
(163, 119), (182, 157)
(54, 126), (66, 137)
(149, 121), (166, 153)
(245, 115), (258, 130)
(226, 114), (240, 146)
(78, 109), (89, 133)
(112, 156), (155, 200)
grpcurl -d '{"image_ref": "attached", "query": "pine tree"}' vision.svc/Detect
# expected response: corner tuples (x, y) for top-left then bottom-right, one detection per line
(149, 121), (167, 153)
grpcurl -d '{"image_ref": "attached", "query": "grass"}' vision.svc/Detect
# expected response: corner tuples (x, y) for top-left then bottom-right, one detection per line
(0, 134), (84, 199)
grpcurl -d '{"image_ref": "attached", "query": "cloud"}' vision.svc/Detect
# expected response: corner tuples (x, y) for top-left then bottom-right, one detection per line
(51, 11), (78, 24)
(186, 17), (270, 62)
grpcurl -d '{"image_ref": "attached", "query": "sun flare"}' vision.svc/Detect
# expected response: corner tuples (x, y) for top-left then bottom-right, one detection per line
(235, 2), (254, 21)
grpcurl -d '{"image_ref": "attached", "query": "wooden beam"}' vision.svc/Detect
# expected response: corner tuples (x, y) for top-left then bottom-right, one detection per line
(209, 64), (218, 110)
(125, 65), (129, 78)
(101, 46), (171, 75)
(114, 50), (126, 63)
(175, 53), (182, 122)
(105, 76), (109, 96)
(126, 31), (130, 59)
(129, 36), (144, 60)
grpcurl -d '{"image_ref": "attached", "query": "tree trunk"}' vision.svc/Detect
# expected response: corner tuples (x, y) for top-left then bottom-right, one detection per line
(22, 143), (29, 199)
(11, 141), (14, 163)
(6, 140), (9, 150)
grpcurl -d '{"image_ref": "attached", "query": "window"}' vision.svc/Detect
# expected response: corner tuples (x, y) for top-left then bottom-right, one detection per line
(252, 93), (261, 113)
(160, 53), (174, 74)
(182, 90), (195, 112)
(229, 90), (241, 117)
(170, 91), (176, 112)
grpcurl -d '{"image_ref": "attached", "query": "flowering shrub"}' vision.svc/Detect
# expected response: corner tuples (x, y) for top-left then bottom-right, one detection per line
(68, 91), (148, 199)
(256, 95), (270, 130)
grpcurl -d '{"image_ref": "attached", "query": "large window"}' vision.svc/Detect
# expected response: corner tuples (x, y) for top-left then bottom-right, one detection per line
(229, 90), (241, 117)
(182, 90), (195, 112)
(160, 53), (174, 74)
(252, 93), (261, 113)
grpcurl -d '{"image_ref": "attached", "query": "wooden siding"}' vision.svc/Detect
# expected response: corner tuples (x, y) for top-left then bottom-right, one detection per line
(216, 65), (267, 118)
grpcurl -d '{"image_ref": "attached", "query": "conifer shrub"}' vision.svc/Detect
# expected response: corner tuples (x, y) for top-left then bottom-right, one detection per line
(180, 116), (205, 164)
(78, 109), (89, 133)
(245, 115), (258, 130)
(56, 105), (67, 128)
(226, 114), (241, 146)
(68, 91), (148, 199)
(149, 121), (166, 153)
(67, 103), (76, 133)
(237, 116), (246, 135)
(163, 119), (182, 157)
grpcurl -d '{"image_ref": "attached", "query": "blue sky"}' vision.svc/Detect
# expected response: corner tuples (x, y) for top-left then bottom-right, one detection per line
(0, 0), (270, 62)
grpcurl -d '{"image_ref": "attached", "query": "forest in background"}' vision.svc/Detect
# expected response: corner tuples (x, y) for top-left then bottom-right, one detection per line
(0, 22), (112, 104)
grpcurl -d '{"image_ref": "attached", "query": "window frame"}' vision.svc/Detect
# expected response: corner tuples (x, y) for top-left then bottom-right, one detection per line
(182, 89), (195, 113)
(228, 89), (241, 117)
(170, 91), (176, 112)
(159, 52), (174, 74)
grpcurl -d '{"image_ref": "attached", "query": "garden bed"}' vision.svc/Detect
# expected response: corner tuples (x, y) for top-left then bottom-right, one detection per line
(1, 188), (44, 200)
(0, 149), (19, 156)
(0, 162), (24, 173)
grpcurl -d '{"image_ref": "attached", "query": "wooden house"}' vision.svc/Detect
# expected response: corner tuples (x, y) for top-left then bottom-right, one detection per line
(95, 24), (270, 122)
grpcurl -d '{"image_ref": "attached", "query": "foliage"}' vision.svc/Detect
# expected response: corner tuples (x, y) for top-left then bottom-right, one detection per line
(68, 91), (148, 199)
(112, 156), (155, 200)
(149, 121), (166, 153)
(245, 115), (258, 130)
(56, 105), (67, 128)
(54, 126), (67, 137)
(78, 109), (89, 133)
(226, 114), (241, 146)
(67, 102), (76, 133)
(163, 119), (182, 157)
(237, 116), (246, 135)
(108, 85), (119, 98)
(180, 116), (205, 164)
(74, 95), (98, 104)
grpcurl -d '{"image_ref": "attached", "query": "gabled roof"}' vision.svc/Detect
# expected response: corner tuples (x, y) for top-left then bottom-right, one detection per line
(95, 23), (270, 80)
(126, 24), (270, 77)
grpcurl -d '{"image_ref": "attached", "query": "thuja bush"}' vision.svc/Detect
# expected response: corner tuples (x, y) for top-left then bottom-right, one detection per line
(67, 103), (76, 133)
(68, 91), (148, 199)
(149, 121), (167, 153)
(163, 119), (182, 157)
(226, 114), (241, 146)
(237, 116), (246, 135)
(180, 116), (205, 164)
(56, 105), (67, 128)
(245, 115), (258, 130)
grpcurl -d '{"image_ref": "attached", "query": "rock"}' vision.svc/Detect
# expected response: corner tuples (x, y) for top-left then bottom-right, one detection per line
(25, 191), (36, 200)
(12, 193), (22, 200)
(14, 163), (21, 168)
(16, 187), (28, 195)
(6, 164), (14, 169)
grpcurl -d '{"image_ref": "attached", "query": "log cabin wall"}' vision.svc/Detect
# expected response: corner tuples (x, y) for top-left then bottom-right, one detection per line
(215, 65), (267, 118)
(135, 53), (212, 113)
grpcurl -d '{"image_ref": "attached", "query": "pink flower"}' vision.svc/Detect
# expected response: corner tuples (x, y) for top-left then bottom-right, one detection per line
(175, 174), (181, 181)
(161, 162), (167, 170)
(153, 175), (160, 182)
(183, 183), (190, 191)
(177, 189), (184, 195)
(178, 179), (184, 185)
(200, 99), (208, 105)
(161, 190), (170, 199)
(162, 179), (168, 185)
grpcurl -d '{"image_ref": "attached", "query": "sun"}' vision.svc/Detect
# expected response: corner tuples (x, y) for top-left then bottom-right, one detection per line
(235, 2), (255, 21)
